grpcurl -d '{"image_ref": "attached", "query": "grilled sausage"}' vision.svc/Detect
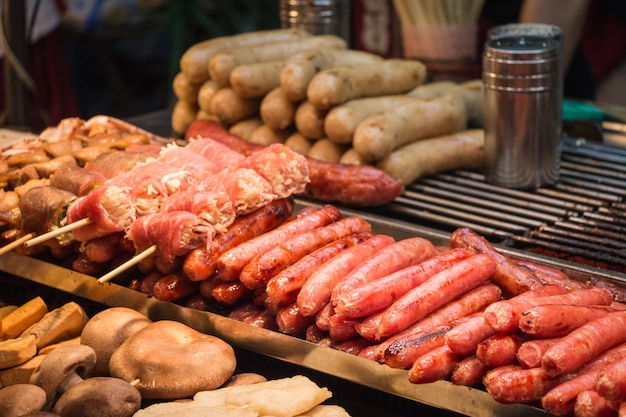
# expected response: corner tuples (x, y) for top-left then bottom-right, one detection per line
(296, 234), (395, 317)
(239, 216), (372, 290)
(542, 311), (626, 377)
(483, 287), (612, 334)
(327, 312), (359, 343)
(476, 333), (529, 367)
(450, 355), (489, 387)
(366, 284), (502, 357)
(542, 343), (626, 416)
(407, 345), (460, 384)
(450, 227), (543, 296)
(152, 273), (199, 302)
(216, 204), (342, 282)
(516, 337), (563, 369)
(374, 253), (497, 340)
(595, 356), (626, 402)
(264, 232), (373, 313)
(445, 313), (496, 356)
(382, 326), (452, 369)
(331, 236), (438, 317)
(519, 303), (626, 338)
(574, 389), (620, 417)
(334, 248), (471, 320)
(484, 365), (566, 405)
(276, 302), (315, 336)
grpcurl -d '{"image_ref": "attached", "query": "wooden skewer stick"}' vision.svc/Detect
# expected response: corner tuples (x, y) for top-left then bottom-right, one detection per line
(0, 233), (35, 256)
(24, 218), (92, 248)
(98, 244), (157, 284)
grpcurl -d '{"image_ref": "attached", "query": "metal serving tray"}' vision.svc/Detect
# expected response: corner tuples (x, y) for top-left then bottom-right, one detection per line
(2, 202), (622, 417)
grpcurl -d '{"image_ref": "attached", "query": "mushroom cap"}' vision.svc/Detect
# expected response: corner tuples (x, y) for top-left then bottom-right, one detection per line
(29, 344), (97, 407)
(52, 377), (141, 417)
(0, 383), (46, 417)
(80, 307), (152, 375)
(109, 320), (236, 400)
(19, 413), (60, 417)
(223, 373), (268, 387)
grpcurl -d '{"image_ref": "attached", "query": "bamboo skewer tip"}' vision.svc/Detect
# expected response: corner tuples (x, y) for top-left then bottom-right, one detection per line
(24, 218), (93, 248)
(97, 244), (157, 284)
(0, 233), (35, 256)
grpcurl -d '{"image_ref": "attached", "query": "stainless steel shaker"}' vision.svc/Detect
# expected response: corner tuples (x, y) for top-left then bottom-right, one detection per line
(279, 0), (351, 46)
(482, 23), (564, 189)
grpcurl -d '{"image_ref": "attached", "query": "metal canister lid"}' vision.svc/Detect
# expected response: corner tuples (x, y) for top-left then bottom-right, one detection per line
(483, 36), (562, 91)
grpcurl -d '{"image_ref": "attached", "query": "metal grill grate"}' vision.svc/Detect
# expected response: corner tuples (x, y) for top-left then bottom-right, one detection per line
(366, 137), (626, 272)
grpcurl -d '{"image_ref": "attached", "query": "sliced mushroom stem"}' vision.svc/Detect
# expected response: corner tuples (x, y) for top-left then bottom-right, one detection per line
(58, 371), (84, 393)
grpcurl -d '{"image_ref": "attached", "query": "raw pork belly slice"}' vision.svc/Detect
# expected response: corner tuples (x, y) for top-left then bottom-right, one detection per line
(66, 184), (136, 242)
(130, 160), (197, 194)
(157, 145), (223, 175)
(161, 167), (276, 233)
(246, 143), (310, 198)
(160, 183), (235, 234)
(185, 137), (246, 169)
(125, 211), (216, 262)
(107, 172), (168, 217)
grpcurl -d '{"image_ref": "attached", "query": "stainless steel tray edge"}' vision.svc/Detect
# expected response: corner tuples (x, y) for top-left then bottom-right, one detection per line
(0, 250), (546, 417)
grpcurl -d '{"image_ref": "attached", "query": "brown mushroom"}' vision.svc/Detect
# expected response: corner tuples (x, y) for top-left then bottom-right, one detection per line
(0, 383), (47, 417)
(223, 373), (268, 387)
(80, 307), (152, 375)
(29, 344), (97, 409)
(109, 320), (236, 399)
(52, 377), (141, 417)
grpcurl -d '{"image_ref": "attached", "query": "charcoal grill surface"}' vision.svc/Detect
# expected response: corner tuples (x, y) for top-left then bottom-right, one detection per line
(364, 137), (626, 273)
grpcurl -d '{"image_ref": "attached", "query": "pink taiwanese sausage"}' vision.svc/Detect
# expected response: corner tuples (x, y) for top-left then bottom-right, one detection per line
(296, 234), (396, 317)
(374, 253), (497, 340)
(483, 287), (611, 334)
(332, 248), (471, 320)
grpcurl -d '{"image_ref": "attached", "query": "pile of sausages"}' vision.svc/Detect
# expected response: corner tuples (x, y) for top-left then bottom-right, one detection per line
(151, 199), (626, 417)
(174, 28), (486, 186)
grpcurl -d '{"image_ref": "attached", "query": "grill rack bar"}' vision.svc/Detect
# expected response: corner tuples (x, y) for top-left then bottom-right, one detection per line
(368, 137), (626, 271)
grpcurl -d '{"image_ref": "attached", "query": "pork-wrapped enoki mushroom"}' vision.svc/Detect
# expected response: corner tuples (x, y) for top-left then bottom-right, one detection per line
(125, 211), (216, 263)
(66, 170), (168, 242)
(160, 142), (309, 232)
(128, 160), (197, 195)
(160, 166), (277, 234)
(184, 136), (247, 168)
(244, 143), (310, 199)
(157, 145), (226, 176)
(64, 184), (134, 242)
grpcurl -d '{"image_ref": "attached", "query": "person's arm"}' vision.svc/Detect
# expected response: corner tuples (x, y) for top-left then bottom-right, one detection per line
(519, 0), (591, 70)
